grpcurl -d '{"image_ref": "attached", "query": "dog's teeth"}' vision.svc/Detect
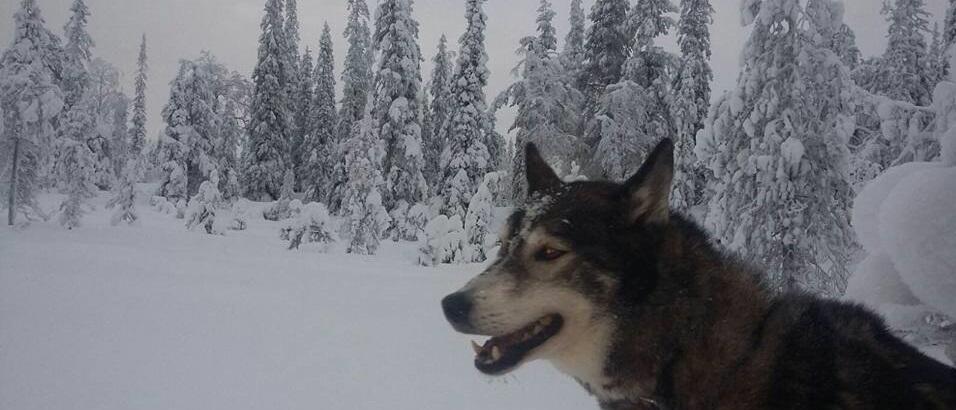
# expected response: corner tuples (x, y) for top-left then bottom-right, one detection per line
(491, 345), (502, 361)
(471, 340), (482, 354)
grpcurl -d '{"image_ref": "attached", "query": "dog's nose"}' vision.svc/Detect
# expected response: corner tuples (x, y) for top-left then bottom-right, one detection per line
(441, 292), (473, 327)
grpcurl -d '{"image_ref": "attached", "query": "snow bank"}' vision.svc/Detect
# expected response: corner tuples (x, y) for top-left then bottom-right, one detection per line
(879, 167), (956, 319)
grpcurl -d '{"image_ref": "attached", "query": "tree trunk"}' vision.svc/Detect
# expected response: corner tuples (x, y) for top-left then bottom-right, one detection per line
(7, 137), (19, 226)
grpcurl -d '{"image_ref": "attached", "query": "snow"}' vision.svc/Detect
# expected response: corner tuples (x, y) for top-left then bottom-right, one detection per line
(0, 191), (596, 410)
(879, 167), (956, 319)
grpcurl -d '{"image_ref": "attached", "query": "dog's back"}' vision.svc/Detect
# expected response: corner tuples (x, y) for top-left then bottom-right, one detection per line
(749, 296), (956, 410)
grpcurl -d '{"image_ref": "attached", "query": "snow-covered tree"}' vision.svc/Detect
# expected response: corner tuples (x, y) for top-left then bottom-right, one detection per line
(129, 34), (148, 160)
(562, 0), (587, 76)
(371, 0), (427, 214)
(418, 214), (464, 266)
(423, 34), (454, 188)
(462, 171), (502, 263)
(56, 135), (96, 229)
(84, 59), (126, 190)
(670, 0), (713, 212)
(497, 0), (583, 202)
(858, 0), (936, 106)
(107, 158), (138, 225)
(61, 0), (93, 111)
(292, 47), (314, 190)
(109, 94), (129, 179)
(341, 111), (391, 255)
(1, 0), (64, 224)
(329, 0), (373, 212)
(281, 202), (337, 250)
(185, 169), (224, 234)
(157, 58), (218, 200)
(945, 0), (956, 51)
(215, 70), (251, 200)
(439, 0), (495, 218)
(302, 23), (337, 203)
(578, 0), (630, 104)
(284, 0), (302, 178)
(586, 0), (677, 180)
(696, 0), (855, 295)
(244, 0), (293, 200)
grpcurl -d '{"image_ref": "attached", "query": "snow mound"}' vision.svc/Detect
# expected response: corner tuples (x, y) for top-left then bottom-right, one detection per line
(844, 253), (919, 307)
(850, 161), (939, 253)
(879, 167), (956, 318)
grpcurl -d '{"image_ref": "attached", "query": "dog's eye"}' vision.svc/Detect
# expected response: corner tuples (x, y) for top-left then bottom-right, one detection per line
(536, 247), (567, 262)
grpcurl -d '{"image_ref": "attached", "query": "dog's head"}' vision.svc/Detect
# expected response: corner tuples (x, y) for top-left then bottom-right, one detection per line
(441, 139), (675, 377)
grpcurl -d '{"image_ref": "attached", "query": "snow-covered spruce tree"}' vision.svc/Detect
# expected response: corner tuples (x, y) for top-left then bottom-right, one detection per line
(284, 0), (302, 173)
(578, 0), (630, 106)
(497, 0), (583, 202)
(56, 134), (96, 229)
(84, 59), (127, 190)
(1, 0), (64, 224)
(158, 59), (218, 200)
(859, 0), (935, 106)
(244, 0), (293, 201)
(371, 0), (427, 215)
(462, 171), (502, 263)
(945, 0), (956, 51)
(341, 111), (391, 255)
(586, 0), (677, 181)
(215, 70), (251, 201)
(695, 0), (855, 296)
(424, 34), (454, 188)
(439, 0), (495, 218)
(330, 0), (373, 212)
(670, 0), (713, 213)
(185, 169), (225, 234)
(418, 214), (465, 266)
(109, 94), (129, 180)
(281, 202), (336, 251)
(264, 168), (296, 221)
(929, 24), (948, 85)
(302, 23), (337, 203)
(107, 158), (139, 225)
(129, 34), (148, 160)
(562, 0), (587, 78)
(292, 47), (314, 191)
(61, 0), (93, 112)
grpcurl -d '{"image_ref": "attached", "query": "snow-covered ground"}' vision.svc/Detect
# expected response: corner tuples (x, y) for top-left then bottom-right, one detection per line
(0, 191), (595, 410)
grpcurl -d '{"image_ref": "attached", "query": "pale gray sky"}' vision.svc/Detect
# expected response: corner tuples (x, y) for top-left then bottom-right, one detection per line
(0, 0), (949, 140)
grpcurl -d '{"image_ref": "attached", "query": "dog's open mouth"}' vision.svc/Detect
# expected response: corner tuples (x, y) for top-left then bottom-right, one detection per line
(470, 314), (563, 375)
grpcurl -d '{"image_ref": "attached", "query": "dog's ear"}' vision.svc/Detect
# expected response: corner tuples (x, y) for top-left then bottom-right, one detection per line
(526, 143), (561, 195)
(622, 139), (674, 225)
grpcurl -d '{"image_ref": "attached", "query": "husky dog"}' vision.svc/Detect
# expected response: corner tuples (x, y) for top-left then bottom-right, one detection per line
(441, 139), (956, 410)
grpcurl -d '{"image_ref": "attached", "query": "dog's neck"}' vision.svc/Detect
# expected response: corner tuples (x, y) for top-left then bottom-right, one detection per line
(576, 220), (775, 409)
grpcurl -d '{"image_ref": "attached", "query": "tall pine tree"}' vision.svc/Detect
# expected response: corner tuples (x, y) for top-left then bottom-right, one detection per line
(244, 0), (293, 200)
(1, 0), (64, 224)
(562, 0), (586, 76)
(303, 23), (337, 203)
(862, 0), (935, 105)
(372, 0), (427, 214)
(670, 0), (713, 212)
(329, 0), (373, 212)
(499, 0), (583, 202)
(696, 0), (854, 295)
(61, 0), (93, 111)
(423, 34), (453, 189)
(129, 34), (148, 159)
(439, 0), (494, 218)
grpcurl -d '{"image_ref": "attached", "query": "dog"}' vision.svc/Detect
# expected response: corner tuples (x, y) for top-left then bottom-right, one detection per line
(441, 139), (956, 410)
